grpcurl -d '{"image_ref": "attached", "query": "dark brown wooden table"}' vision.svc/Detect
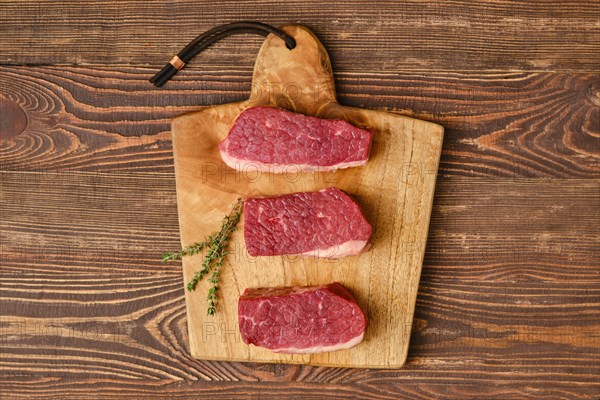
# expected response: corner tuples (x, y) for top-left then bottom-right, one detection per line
(1, 2), (599, 399)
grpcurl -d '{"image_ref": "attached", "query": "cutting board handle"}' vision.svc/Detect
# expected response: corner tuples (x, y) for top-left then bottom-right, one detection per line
(250, 25), (338, 114)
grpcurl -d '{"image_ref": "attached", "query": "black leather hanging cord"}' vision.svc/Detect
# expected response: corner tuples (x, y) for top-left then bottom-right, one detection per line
(150, 22), (296, 87)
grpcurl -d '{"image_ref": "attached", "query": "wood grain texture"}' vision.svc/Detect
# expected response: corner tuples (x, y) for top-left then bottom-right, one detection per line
(1, 0), (599, 397)
(172, 25), (443, 368)
(0, 1), (599, 72)
(2, 172), (597, 281)
(1, 379), (600, 400)
(1, 66), (598, 177)
(1, 171), (599, 397)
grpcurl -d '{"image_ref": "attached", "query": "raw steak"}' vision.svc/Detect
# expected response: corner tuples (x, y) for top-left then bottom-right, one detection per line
(244, 187), (372, 258)
(219, 106), (373, 172)
(238, 283), (367, 354)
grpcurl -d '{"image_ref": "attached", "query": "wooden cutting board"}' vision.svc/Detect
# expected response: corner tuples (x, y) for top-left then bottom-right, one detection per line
(171, 25), (443, 368)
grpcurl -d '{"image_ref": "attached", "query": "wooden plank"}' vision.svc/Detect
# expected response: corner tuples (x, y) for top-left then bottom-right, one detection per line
(1, 66), (598, 177)
(171, 25), (443, 368)
(1, 171), (597, 277)
(1, 379), (599, 400)
(1, 171), (598, 386)
(0, 1), (599, 72)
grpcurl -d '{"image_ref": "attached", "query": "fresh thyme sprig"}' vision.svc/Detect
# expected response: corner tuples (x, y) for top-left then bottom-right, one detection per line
(161, 240), (209, 262)
(162, 197), (243, 316)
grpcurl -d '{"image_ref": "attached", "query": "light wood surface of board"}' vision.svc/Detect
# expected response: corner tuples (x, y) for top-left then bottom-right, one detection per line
(171, 25), (444, 368)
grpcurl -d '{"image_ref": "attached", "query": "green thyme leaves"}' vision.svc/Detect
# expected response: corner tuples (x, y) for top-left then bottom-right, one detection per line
(162, 197), (243, 316)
